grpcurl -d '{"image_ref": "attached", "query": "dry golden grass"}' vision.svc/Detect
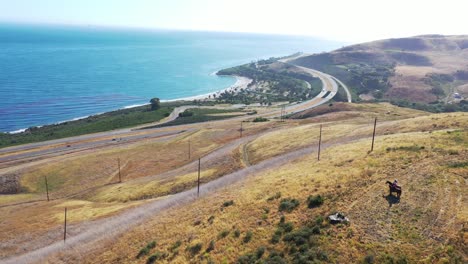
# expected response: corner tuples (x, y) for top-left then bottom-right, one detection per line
(89, 168), (218, 203)
(17, 127), (239, 199)
(2, 103), (467, 263)
(80, 124), (467, 263)
(247, 111), (467, 165)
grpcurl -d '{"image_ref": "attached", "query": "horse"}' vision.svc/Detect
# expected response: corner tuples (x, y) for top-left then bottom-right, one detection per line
(386, 181), (402, 198)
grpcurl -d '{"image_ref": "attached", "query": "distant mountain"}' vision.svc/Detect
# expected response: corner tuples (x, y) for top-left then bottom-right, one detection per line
(291, 35), (468, 111)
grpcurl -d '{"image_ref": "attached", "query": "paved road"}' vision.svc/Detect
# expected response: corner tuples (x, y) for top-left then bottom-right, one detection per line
(0, 64), (349, 171)
(2, 133), (368, 264)
(0, 62), (356, 262)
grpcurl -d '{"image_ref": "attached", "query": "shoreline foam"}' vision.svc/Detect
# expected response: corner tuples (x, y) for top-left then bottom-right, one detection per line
(7, 75), (252, 134)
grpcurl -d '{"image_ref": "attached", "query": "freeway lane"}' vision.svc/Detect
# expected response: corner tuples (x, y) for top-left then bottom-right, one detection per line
(0, 64), (350, 169)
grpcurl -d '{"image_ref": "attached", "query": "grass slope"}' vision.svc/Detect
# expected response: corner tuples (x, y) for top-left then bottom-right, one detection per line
(0, 105), (173, 148)
(292, 35), (468, 111)
(74, 112), (467, 263)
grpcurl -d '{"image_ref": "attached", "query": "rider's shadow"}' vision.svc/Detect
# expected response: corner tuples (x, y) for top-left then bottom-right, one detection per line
(384, 194), (400, 207)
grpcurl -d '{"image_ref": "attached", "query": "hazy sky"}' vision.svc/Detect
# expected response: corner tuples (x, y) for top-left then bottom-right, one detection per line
(0, 0), (466, 42)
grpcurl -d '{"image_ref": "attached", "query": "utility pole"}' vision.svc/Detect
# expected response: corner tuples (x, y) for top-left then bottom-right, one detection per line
(240, 122), (243, 138)
(118, 158), (122, 183)
(197, 158), (201, 197)
(188, 139), (191, 160)
(371, 117), (377, 152)
(45, 176), (50, 202)
(64, 207), (67, 243)
(318, 124), (322, 161)
(280, 106), (285, 121)
(283, 106), (286, 121)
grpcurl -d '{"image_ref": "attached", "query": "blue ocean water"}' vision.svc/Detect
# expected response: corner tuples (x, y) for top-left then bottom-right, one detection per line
(0, 24), (341, 132)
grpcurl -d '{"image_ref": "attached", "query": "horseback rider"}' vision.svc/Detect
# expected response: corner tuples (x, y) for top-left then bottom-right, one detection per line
(392, 179), (399, 189)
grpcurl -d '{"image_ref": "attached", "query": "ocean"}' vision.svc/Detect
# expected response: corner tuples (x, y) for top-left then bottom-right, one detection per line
(0, 24), (341, 133)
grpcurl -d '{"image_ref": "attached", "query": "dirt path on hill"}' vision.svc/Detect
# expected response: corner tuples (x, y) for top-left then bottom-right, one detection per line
(1, 134), (367, 264)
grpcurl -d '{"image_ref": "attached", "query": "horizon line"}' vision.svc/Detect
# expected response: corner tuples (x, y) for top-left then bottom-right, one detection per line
(0, 20), (353, 44)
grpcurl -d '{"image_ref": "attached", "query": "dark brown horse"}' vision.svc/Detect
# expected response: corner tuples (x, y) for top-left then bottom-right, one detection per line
(386, 181), (402, 198)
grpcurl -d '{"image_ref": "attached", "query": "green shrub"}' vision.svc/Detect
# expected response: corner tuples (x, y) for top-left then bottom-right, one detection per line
(282, 222), (294, 233)
(283, 227), (315, 246)
(315, 216), (324, 226)
(218, 229), (230, 239)
(279, 198), (300, 212)
(178, 110), (194, 117)
(206, 240), (215, 253)
(253, 117), (269, 122)
(234, 229), (241, 238)
(386, 145), (425, 152)
(170, 240), (181, 252)
(312, 226), (321, 234)
(147, 252), (167, 264)
(243, 231), (253, 243)
(267, 192), (281, 201)
(279, 215), (285, 224)
(236, 254), (256, 264)
(307, 195), (324, 208)
(137, 241), (157, 258)
(271, 230), (282, 244)
(222, 200), (234, 207)
(447, 161), (468, 168)
(364, 254), (375, 264)
(266, 251), (287, 264)
(187, 243), (203, 255)
(256, 247), (266, 259)
(137, 247), (150, 259)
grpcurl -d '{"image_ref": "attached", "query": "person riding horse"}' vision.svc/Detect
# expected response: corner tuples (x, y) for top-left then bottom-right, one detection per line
(392, 179), (399, 189)
(386, 179), (402, 198)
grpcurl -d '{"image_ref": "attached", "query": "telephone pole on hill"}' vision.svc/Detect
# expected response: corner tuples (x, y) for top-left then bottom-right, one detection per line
(371, 117), (377, 152)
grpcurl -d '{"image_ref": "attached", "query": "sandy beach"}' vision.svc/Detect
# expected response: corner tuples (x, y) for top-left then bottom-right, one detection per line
(7, 75), (252, 134)
(162, 75), (253, 102)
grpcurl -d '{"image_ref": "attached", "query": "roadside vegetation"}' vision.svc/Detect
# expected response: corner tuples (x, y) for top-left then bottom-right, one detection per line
(292, 35), (468, 112)
(0, 101), (219, 149)
(143, 108), (247, 129)
(216, 58), (322, 105)
(1, 102), (467, 263)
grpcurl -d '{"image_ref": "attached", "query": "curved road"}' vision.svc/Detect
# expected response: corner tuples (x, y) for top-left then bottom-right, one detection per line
(0, 65), (349, 169)
(1, 63), (355, 263)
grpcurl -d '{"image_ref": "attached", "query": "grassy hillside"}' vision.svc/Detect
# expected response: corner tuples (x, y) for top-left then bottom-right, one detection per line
(292, 35), (468, 111)
(0, 104), (173, 148)
(45, 108), (464, 264)
(1, 103), (466, 263)
(80, 112), (466, 264)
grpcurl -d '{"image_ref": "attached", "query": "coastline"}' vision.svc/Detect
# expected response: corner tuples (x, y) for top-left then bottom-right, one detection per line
(7, 75), (252, 134)
(162, 75), (252, 102)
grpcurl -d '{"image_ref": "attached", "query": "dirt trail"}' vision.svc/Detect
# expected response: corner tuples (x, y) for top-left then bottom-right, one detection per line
(1, 133), (367, 264)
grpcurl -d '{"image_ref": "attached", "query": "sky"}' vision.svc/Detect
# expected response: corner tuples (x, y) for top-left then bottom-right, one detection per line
(0, 0), (466, 43)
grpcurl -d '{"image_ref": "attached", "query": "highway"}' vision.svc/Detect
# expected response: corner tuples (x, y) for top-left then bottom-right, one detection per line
(0, 64), (350, 171)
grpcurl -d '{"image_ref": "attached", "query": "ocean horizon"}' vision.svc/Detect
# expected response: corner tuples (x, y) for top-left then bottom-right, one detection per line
(0, 23), (342, 133)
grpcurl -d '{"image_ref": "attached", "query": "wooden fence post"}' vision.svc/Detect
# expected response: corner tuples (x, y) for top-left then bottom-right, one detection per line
(188, 139), (191, 160)
(371, 117), (377, 152)
(64, 207), (67, 243)
(197, 158), (201, 197)
(318, 124), (322, 161)
(118, 158), (122, 183)
(45, 176), (50, 202)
